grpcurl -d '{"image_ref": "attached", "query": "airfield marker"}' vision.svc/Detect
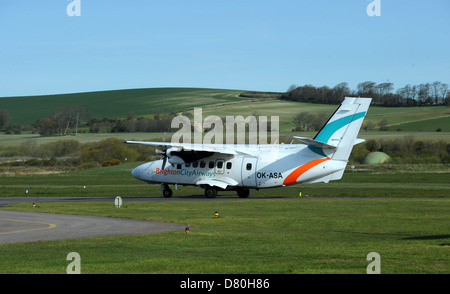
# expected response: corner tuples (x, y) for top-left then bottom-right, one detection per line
(115, 196), (122, 208)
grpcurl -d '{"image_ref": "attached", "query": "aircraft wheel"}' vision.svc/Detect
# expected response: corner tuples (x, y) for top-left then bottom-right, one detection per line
(204, 187), (217, 198)
(237, 189), (250, 198)
(163, 188), (173, 198)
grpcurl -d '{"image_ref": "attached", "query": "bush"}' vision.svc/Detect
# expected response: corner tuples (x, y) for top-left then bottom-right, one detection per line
(101, 159), (121, 167)
(81, 138), (139, 164)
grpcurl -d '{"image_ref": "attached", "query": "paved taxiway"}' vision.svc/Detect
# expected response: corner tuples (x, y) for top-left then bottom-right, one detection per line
(0, 197), (187, 244)
(0, 196), (299, 244)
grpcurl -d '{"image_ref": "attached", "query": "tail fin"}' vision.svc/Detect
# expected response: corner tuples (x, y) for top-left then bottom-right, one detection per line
(291, 97), (371, 184)
(295, 97), (371, 161)
(315, 97), (371, 161)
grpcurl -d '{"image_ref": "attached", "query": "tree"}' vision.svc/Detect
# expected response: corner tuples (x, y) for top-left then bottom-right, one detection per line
(357, 81), (376, 97)
(378, 119), (388, 131)
(0, 109), (10, 130)
(333, 82), (351, 102)
(293, 112), (314, 131)
(287, 84), (297, 92)
(438, 82), (448, 105)
(417, 83), (431, 105)
(36, 117), (57, 136)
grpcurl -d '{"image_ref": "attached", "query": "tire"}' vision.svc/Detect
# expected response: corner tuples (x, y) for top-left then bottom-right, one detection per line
(204, 187), (217, 198)
(163, 188), (173, 198)
(237, 189), (250, 198)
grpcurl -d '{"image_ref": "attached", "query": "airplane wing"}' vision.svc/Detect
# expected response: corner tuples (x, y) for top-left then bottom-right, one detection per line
(123, 141), (255, 156)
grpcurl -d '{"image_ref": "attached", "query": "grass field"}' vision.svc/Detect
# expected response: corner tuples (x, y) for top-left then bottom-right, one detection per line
(0, 88), (245, 125)
(0, 163), (449, 274)
(1, 198), (449, 274)
(1, 162), (449, 198)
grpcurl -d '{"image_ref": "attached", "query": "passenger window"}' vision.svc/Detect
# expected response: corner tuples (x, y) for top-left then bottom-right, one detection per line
(185, 163), (191, 168)
(226, 162), (232, 169)
(209, 161), (214, 169)
(217, 161), (223, 169)
(200, 161), (206, 168)
(193, 162), (198, 168)
(176, 164), (182, 169)
(246, 163), (252, 170)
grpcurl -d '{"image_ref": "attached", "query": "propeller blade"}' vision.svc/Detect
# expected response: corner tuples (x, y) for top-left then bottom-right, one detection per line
(162, 156), (167, 170)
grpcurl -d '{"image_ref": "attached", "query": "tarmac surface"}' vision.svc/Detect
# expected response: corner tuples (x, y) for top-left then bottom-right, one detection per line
(0, 196), (312, 244)
(0, 197), (187, 244)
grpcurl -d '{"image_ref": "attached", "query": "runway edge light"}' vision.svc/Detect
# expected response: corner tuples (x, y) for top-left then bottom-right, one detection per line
(115, 196), (122, 208)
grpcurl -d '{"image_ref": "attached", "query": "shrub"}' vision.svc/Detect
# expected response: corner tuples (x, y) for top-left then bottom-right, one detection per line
(101, 159), (121, 167)
(81, 138), (139, 164)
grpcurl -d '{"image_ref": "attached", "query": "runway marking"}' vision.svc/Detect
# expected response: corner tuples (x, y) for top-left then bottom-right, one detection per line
(0, 218), (57, 235)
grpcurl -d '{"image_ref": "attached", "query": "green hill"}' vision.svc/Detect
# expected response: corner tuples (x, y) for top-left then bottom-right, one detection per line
(0, 88), (245, 125)
(0, 88), (449, 137)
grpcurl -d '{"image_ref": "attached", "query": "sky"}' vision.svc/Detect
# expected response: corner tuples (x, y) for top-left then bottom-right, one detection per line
(0, 0), (449, 97)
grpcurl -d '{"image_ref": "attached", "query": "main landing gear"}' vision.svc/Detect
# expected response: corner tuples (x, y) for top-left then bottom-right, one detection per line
(204, 186), (218, 198)
(236, 188), (250, 198)
(204, 187), (250, 198)
(161, 184), (250, 198)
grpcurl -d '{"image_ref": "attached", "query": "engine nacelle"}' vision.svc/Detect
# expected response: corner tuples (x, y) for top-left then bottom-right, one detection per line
(166, 147), (182, 157)
(168, 156), (185, 165)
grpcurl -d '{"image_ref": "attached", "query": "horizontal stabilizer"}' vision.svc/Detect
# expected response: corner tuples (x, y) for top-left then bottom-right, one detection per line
(293, 136), (337, 149)
(354, 138), (365, 145)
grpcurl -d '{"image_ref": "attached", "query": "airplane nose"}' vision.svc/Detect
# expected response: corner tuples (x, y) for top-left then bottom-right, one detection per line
(131, 166), (141, 179)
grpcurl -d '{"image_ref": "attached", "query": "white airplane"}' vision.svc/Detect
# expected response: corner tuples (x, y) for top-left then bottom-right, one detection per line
(124, 97), (371, 198)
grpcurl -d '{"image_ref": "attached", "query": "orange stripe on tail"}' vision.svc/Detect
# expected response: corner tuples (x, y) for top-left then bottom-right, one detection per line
(283, 158), (331, 185)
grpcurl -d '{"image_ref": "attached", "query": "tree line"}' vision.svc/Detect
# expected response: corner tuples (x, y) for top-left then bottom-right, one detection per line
(281, 81), (449, 106)
(0, 106), (177, 136)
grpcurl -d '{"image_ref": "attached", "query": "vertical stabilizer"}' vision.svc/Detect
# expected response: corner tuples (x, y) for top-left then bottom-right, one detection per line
(313, 97), (371, 161)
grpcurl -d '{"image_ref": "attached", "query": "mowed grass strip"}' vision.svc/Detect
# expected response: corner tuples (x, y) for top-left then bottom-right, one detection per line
(1, 162), (449, 198)
(0, 198), (449, 274)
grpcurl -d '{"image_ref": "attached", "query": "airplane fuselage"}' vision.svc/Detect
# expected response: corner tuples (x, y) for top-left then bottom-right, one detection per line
(131, 144), (346, 194)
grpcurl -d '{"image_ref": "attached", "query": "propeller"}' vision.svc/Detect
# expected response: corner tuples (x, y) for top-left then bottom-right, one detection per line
(156, 148), (168, 170)
(156, 147), (182, 170)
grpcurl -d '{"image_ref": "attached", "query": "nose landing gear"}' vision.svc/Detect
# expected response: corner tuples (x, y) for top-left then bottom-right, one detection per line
(161, 184), (173, 198)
